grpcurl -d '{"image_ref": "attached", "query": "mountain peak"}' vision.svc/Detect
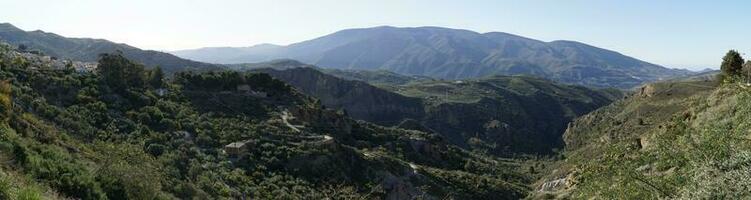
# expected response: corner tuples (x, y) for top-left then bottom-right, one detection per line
(0, 22), (22, 32)
(171, 26), (696, 88)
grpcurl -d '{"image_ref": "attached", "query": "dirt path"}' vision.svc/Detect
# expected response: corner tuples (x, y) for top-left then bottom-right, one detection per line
(281, 110), (302, 132)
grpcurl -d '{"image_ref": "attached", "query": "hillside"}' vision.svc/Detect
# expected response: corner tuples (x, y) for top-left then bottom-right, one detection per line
(254, 67), (427, 126)
(173, 26), (694, 88)
(395, 75), (622, 154)
(320, 68), (436, 88)
(240, 62), (621, 155)
(529, 77), (751, 198)
(0, 43), (534, 199)
(231, 60), (435, 89)
(0, 23), (221, 73)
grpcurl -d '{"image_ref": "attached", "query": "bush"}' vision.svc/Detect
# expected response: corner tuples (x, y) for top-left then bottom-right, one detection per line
(720, 50), (745, 79)
(97, 53), (146, 92)
(0, 80), (11, 122)
(95, 142), (165, 200)
(0, 173), (11, 200)
(21, 146), (107, 199)
(16, 187), (42, 200)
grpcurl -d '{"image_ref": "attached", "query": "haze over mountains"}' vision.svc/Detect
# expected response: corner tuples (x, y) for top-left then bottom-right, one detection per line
(173, 26), (695, 88)
(0, 22), (697, 89)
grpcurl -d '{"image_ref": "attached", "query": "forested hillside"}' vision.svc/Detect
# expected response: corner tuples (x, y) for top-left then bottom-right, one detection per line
(0, 43), (536, 199)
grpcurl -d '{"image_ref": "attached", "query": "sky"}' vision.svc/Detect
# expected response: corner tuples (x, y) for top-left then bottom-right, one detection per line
(1, 0), (750, 70)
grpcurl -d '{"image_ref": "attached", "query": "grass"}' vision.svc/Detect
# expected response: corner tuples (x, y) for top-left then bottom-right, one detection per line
(0, 169), (50, 200)
(537, 80), (751, 199)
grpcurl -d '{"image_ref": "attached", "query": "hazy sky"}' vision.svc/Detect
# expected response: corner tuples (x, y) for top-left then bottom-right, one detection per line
(1, 0), (750, 70)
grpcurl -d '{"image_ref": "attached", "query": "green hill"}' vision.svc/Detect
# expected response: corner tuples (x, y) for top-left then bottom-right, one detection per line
(0, 23), (222, 73)
(0, 43), (538, 199)
(529, 77), (751, 198)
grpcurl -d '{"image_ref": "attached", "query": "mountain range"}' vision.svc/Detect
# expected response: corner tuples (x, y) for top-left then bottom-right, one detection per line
(0, 23), (221, 73)
(1, 20), (749, 199)
(173, 26), (695, 88)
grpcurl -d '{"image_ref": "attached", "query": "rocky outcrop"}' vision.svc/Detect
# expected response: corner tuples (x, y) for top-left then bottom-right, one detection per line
(396, 119), (434, 133)
(539, 177), (568, 192)
(380, 171), (422, 200)
(289, 105), (354, 135)
(257, 67), (425, 126)
(408, 137), (446, 162)
(639, 84), (657, 97)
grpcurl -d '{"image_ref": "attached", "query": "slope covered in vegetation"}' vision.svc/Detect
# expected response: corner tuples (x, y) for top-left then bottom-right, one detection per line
(534, 51), (751, 198)
(396, 75), (622, 155)
(0, 43), (539, 199)
(247, 63), (621, 155)
(0, 23), (221, 73)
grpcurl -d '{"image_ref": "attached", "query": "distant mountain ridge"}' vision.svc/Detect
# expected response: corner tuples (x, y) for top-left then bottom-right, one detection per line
(173, 26), (695, 88)
(0, 23), (222, 73)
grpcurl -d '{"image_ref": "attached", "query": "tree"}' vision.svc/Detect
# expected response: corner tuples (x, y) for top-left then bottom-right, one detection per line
(64, 60), (76, 74)
(149, 66), (165, 89)
(744, 61), (751, 83)
(97, 53), (146, 92)
(720, 50), (745, 79)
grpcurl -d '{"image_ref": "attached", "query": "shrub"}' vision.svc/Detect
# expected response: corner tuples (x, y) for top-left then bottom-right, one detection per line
(149, 66), (166, 89)
(95, 143), (165, 200)
(720, 50), (745, 79)
(97, 53), (146, 92)
(16, 187), (43, 200)
(0, 172), (11, 200)
(0, 80), (11, 122)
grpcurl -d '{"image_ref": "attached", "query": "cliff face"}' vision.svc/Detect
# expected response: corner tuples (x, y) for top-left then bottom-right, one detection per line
(256, 67), (425, 125)
(254, 66), (621, 155)
(408, 77), (618, 154)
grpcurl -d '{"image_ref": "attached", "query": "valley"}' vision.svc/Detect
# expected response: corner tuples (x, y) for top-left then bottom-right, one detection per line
(0, 44), (534, 199)
(247, 63), (621, 155)
(0, 18), (747, 199)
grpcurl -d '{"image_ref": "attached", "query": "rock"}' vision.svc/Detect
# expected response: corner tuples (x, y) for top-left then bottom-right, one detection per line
(639, 84), (657, 97)
(379, 171), (422, 200)
(408, 137), (445, 161)
(396, 119), (434, 133)
(539, 177), (568, 192)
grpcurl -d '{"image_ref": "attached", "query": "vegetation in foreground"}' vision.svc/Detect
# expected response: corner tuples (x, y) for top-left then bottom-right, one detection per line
(0, 43), (538, 199)
(3, 34), (748, 199)
(533, 50), (751, 199)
